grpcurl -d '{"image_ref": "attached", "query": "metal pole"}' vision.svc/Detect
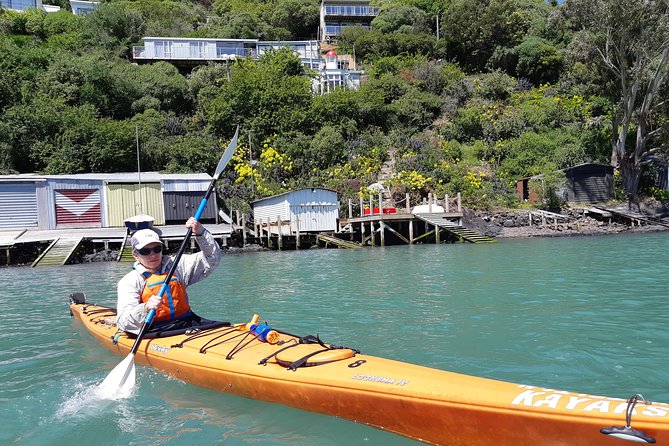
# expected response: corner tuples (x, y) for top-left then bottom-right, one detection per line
(135, 125), (144, 215)
(248, 131), (254, 199)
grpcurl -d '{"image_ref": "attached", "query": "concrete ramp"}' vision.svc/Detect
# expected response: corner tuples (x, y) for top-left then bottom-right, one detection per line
(317, 233), (362, 248)
(32, 237), (84, 267)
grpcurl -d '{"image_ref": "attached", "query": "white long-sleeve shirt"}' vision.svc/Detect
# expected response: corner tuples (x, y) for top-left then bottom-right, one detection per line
(116, 230), (222, 333)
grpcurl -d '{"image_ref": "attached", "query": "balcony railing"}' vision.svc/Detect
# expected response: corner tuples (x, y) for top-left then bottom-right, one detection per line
(325, 24), (371, 36)
(324, 5), (379, 16)
(133, 46), (254, 61)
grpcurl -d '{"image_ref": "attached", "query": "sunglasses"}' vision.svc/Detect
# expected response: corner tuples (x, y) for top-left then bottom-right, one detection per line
(136, 245), (163, 256)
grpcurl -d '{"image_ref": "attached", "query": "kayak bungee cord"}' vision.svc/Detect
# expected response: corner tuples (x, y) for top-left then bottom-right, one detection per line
(170, 326), (239, 349)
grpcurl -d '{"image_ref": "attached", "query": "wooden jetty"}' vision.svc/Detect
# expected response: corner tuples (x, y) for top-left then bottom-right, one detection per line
(0, 223), (239, 267)
(247, 192), (493, 250)
(594, 205), (669, 228)
(339, 192), (493, 247)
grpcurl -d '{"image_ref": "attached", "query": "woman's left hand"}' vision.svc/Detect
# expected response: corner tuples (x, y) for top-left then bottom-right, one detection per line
(186, 217), (204, 236)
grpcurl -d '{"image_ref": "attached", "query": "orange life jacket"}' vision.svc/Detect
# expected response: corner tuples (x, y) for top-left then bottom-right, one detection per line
(140, 271), (191, 322)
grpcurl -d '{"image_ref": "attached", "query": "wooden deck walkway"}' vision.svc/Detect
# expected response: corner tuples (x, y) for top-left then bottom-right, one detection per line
(594, 206), (669, 228)
(413, 214), (493, 243)
(1, 223), (239, 266)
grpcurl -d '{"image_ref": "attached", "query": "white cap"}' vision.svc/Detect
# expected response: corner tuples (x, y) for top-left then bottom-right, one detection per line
(131, 229), (163, 250)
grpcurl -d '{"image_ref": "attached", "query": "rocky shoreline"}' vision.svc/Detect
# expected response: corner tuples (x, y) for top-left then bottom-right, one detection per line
(463, 200), (669, 239)
(10, 200), (669, 266)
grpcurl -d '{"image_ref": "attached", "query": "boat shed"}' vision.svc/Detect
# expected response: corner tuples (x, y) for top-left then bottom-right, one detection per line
(516, 163), (614, 204)
(0, 172), (217, 230)
(253, 188), (339, 235)
(563, 163), (614, 203)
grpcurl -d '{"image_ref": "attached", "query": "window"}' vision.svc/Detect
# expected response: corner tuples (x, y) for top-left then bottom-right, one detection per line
(1, 0), (39, 10)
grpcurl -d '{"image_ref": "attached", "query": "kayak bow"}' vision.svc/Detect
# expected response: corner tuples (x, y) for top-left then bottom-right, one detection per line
(69, 296), (668, 446)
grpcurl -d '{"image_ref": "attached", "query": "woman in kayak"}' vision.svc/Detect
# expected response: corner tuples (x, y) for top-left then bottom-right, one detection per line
(116, 217), (223, 335)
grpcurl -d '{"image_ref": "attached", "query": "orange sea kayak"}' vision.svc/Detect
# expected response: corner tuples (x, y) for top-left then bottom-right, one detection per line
(70, 298), (668, 446)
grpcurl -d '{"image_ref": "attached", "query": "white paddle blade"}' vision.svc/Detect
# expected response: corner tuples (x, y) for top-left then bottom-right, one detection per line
(96, 354), (136, 400)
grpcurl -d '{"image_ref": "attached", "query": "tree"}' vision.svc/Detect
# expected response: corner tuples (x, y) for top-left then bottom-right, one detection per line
(205, 49), (313, 139)
(266, 0), (319, 40)
(371, 5), (432, 35)
(563, 0), (669, 198)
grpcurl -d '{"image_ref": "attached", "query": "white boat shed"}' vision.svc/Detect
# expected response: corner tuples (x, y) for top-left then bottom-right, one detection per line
(252, 188), (339, 235)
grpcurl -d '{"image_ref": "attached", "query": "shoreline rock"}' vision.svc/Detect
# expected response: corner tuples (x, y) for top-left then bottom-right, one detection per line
(463, 200), (669, 239)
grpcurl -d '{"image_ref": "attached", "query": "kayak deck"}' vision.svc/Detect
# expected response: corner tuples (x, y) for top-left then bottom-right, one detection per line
(70, 300), (669, 446)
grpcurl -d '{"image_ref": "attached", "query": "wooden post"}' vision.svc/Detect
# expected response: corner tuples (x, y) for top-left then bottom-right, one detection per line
(242, 214), (247, 246)
(529, 212), (532, 227)
(369, 195), (374, 215)
(370, 221), (376, 247)
(405, 192), (410, 213)
(6, 248), (9, 266)
(435, 223), (440, 243)
(348, 199), (353, 219)
(428, 192), (433, 213)
(409, 219), (414, 244)
(359, 196), (364, 217)
(277, 215), (283, 251)
(445, 195), (449, 212)
(266, 217), (271, 248)
(378, 191), (383, 214)
(360, 218), (366, 245)
(296, 216), (301, 250)
(457, 192), (461, 212)
(380, 220), (385, 246)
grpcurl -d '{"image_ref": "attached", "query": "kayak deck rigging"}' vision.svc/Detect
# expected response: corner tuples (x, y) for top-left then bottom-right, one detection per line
(76, 301), (360, 367)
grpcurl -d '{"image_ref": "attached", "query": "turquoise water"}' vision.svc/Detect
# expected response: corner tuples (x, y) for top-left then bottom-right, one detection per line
(1, 233), (668, 445)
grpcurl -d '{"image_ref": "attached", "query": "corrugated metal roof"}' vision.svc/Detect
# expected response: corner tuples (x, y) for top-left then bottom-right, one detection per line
(252, 188), (337, 204)
(0, 172), (212, 182)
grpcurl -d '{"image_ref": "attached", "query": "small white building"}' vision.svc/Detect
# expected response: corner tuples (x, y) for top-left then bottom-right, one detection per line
(253, 188), (339, 235)
(318, 49), (363, 93)
(69, 0), (99, 15)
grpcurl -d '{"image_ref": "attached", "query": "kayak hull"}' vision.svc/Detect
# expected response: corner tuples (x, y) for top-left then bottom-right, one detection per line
(70, 303), (669, 446)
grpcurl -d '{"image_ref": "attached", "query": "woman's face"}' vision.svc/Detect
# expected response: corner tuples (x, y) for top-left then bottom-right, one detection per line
(133, 242), (163, 271)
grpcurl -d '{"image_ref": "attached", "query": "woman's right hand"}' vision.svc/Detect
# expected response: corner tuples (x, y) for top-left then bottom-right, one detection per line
(146, 294), (162, 311)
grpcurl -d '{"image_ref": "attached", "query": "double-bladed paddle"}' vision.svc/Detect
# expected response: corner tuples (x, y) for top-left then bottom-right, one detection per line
(97, 126), (239, 398)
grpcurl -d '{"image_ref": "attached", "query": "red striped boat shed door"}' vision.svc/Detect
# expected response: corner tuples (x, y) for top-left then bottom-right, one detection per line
(55, 189), (102, 228)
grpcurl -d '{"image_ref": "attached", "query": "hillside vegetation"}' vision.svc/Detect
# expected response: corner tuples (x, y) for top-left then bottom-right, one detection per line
(1, 0), (668, 213)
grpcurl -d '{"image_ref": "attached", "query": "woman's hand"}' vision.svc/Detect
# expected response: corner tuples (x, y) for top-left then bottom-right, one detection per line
(186, 217), (204, 236)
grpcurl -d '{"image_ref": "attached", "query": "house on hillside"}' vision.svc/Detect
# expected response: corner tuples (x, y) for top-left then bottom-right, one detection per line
(70, 0), (98, 15)
(1, 0), (59, 12)
(319, 0), (379, 43)
(133, 37), (364, 92)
